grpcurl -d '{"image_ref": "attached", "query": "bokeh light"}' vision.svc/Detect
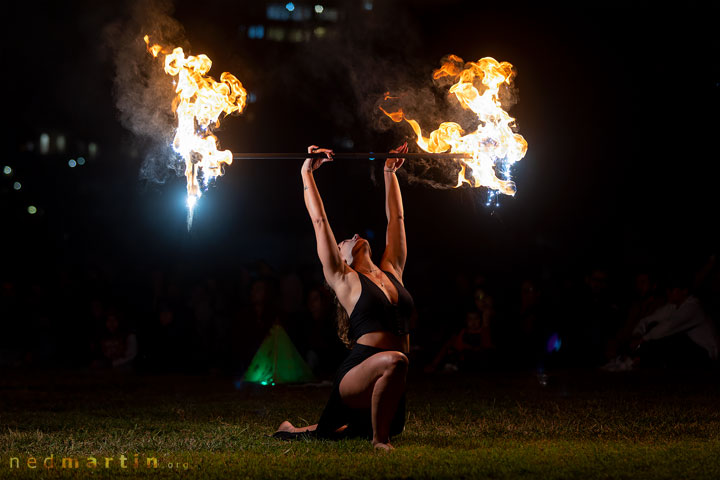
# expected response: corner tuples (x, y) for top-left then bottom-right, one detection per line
(27, 206), (37, 215)
(2, 166), (11, 175)
(546, 333), (562, 353)
(39, 133), (50, 155)
(13, 181), (21, 190)
(68, 159), (77, 168)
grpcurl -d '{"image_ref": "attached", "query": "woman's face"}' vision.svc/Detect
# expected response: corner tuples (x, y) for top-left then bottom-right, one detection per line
(338, 234), (368, 265)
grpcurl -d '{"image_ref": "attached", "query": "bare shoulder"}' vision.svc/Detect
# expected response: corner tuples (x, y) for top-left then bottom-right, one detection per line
(379, 261), (404, 286)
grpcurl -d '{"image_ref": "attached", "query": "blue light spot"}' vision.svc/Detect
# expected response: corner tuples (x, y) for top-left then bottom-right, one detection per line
(546, 333), (562, 353)
(285, 2), (295, 12)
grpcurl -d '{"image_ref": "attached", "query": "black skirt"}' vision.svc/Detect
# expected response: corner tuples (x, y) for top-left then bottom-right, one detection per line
(273, 343), (407, 441)
(314, 343), (407, 440)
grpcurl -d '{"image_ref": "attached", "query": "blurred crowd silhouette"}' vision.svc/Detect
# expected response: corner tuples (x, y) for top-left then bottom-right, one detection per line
(1, 254), (718, 378)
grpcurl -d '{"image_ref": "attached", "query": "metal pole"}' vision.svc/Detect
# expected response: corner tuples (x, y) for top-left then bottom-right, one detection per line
(231, 152), (473, 160)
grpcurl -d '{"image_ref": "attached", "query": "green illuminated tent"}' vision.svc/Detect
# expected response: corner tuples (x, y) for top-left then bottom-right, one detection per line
(243, 324), (315, 385)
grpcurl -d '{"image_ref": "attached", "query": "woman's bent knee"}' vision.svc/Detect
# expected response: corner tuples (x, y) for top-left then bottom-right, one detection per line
(382, 351), (409, 375)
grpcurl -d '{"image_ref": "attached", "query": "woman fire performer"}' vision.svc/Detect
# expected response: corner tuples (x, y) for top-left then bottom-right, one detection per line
(274, 143), (413, 450)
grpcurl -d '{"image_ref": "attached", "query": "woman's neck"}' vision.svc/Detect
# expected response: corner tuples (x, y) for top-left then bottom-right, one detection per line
(352, 255), (377, 274)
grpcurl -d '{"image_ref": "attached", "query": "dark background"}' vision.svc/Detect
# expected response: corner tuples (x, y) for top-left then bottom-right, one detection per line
(2, 1), (718, 348)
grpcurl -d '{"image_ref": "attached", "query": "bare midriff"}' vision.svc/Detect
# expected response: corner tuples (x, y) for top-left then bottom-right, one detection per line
(356, 331), (410, 355)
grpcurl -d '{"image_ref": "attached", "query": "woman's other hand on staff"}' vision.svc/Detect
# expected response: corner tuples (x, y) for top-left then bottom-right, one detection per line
(303, 145), (334, 172)
(385, 142), (408, 172)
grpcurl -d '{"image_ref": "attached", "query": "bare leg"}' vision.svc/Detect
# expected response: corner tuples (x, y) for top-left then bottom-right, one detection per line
(339, 351), (409, 450)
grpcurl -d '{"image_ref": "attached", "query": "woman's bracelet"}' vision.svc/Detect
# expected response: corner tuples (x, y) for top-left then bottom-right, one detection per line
(384, 168), (397, 173)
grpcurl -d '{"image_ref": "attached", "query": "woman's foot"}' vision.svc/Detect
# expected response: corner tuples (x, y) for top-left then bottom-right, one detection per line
(276, 420), (295, 433)
(372, 440), (395, 451)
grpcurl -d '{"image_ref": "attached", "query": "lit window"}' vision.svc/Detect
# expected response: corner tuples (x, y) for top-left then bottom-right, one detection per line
(39, 133), (50, 155)
(288, 29), (308, 42)
(321, 7), (339, 21)
(267, 4), (291, 20)
(290, 5), (312, 21)
(248, 25), (265, 39)
(267, 27), (286, 41)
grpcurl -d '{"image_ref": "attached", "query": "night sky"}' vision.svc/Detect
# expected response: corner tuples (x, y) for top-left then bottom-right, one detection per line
(4, 1), (718, 283)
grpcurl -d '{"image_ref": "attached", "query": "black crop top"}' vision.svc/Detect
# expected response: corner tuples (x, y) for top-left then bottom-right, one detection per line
(348, 269), (414, 342)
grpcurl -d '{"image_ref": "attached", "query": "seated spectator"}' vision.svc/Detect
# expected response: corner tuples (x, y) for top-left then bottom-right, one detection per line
(424, 308), (495, 373)
(561, 267), (621, 367)
(607, 271), (665, 359)
(90, 308), (138, 370)
(142, 301), (191, 373)
(0, 280), (24, 367)
(505, 279), (552, 369)
(631, 272), (718, 368)
(302, 285), (347, 378)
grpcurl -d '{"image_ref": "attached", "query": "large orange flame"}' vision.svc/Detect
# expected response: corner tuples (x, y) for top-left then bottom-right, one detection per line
(382, 55), (527, 195)
(144, 35), (247, 227)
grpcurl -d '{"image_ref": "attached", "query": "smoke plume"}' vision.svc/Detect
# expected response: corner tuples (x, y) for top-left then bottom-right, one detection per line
(104, 0), (187, 183)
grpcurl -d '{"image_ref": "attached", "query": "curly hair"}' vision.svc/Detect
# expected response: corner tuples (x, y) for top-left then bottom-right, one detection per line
(331, 289), (354, 349)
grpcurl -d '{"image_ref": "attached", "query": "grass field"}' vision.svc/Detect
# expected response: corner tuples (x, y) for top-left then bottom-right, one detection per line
(1, 368), (719, 479)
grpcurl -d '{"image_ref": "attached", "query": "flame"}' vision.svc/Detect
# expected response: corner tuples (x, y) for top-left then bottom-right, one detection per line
(144, 35), (247, 227)
(381, 56), (527, 195)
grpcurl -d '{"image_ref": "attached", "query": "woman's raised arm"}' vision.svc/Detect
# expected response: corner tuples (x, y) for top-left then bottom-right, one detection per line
(380, 142), (408, 280)
(302, 145), (349, 288)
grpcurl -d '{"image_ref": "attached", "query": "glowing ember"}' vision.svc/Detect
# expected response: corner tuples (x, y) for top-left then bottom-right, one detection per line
(381, 55), (527, 195)
(144, 35), (247, 228)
